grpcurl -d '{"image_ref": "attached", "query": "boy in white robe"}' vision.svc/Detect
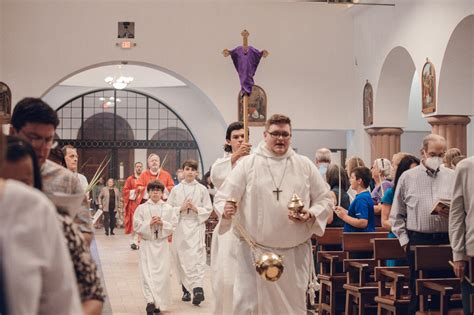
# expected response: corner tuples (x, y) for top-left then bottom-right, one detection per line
(168, 159), (213, 305)
(210, 121), (251, 315)
(134, 180), (177, 315)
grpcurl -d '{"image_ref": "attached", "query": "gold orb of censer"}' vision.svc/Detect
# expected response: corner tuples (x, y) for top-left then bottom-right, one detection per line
(255, 252), (284, 282)
(226, 197), (285, 282)
(287, 193), (304, 219)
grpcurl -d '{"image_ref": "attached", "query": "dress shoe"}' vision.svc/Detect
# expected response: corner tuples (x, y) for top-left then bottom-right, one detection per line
(110, 231), (115, 235)
(130, 243), (138, 250)
(105, 231), (109, 236)
(182, 291), (191, 302)
(146, 303), (155, 315)
(192, 287), (205, 305)
(153, 307), (161, 314)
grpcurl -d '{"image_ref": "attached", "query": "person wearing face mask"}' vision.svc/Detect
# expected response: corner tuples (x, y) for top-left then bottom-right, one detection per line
(315, 147), (331, 180)
(389, 134), (454, 315)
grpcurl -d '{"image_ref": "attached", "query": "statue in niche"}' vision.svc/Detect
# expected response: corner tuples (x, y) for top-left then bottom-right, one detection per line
(0, 82), (12, 124)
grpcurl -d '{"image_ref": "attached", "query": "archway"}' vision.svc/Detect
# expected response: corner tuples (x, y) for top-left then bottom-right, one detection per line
(438, 14), (474, 115)
(375, 46), (417, 128)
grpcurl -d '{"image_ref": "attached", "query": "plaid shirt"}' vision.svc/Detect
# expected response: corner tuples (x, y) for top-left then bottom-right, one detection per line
(390, 163), (455, 247)
(41, 160), (92, 232)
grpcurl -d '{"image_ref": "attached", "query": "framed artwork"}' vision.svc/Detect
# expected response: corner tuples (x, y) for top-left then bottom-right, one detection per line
(363, 80), (373, 126)
(421, 58), (436, 114)
(118, 21), (135, 39)
(0, 82), (12, 124)
(238, 84), (267, 126)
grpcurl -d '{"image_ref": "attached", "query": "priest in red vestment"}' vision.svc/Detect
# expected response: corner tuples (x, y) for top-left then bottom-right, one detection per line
(136, 154), (174, 205)
(123, 161), (143, 250)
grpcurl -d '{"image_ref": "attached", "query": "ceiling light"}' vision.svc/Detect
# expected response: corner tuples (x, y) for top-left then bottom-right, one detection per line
(104, 65), (134, 89)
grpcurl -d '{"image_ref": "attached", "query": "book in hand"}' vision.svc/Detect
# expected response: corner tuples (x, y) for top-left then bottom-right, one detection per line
(431, 198), (451, 215)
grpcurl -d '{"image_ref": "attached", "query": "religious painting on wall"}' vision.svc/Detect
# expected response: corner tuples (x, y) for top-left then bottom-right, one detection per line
(0, 82), (12, 124)
(363, 80), (373, 126)
(421, 58), (436, 114)
(238, 85), (267, 126)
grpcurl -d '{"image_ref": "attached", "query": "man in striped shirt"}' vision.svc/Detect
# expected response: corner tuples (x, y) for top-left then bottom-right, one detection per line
(390, 134), (454, 315)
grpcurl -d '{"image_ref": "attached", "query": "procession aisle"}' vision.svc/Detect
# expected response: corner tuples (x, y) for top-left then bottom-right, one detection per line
(95, 228), (214, 315)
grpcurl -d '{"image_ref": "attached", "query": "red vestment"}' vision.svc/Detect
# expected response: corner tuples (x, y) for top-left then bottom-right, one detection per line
(136, 169), (175, 205)
(122, 174), (140, 234)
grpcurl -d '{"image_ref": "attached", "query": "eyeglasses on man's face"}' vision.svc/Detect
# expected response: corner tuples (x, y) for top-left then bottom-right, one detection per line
(19, 131), (56, 149)
(267, 131), (291, 139)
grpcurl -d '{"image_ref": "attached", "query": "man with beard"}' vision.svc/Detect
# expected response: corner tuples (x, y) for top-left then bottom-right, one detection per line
(136, 154), (174, 204)
(123, 161), (143, 250)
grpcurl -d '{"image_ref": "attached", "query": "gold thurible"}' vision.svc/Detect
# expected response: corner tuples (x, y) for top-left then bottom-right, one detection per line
(227, 198), (284, 282)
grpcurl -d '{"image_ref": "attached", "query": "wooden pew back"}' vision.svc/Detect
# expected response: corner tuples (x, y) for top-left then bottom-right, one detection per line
(316, 227), (343, 247)
(372, 238), (406, 264)
(414, 245), (453, 272)
(343, 232), (388, 254)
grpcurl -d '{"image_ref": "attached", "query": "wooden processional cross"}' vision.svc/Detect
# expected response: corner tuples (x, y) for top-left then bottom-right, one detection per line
(222, 29), (269, 143)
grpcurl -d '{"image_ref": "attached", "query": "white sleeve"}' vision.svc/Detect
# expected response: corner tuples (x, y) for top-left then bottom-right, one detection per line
(196, 185), (213, 224)
(133, 205), (153, 240)
(390, 174), (409, 247)
(210, 157), (233, 189)
(213, 159), (248, 218)
(449, 163), (467, 261)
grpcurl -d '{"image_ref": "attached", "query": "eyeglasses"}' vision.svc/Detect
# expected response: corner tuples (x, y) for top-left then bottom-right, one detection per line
(19, 131), (56, 149)
(267, 131), (291, 139)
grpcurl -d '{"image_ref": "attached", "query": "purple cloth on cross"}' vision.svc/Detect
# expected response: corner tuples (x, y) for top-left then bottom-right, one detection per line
(230, 45), (263, 95)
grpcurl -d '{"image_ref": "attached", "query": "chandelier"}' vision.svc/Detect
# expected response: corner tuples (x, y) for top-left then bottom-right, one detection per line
(104, 65), (134, 89)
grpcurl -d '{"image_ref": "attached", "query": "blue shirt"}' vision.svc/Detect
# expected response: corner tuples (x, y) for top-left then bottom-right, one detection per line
(344, 190), (375, 232)
(381, 187), (394, 206)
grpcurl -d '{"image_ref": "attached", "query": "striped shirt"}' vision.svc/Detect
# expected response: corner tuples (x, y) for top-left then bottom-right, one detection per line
(390, 163), (454, 247)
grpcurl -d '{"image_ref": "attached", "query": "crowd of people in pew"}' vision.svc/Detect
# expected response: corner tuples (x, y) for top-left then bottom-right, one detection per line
(0, 97), (473, 315)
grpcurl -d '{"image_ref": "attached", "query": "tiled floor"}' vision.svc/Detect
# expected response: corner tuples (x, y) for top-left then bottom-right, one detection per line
(94, 228), (214, 315)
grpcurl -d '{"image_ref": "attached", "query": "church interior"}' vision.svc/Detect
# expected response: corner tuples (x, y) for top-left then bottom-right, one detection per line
(0, 0), (473, 314)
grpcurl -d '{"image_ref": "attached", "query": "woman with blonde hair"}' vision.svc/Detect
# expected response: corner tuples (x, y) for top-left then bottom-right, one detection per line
(443, 148), (462, 170)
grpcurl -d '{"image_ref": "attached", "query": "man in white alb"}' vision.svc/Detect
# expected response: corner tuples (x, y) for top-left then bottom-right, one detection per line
(214, 114), (332, 315)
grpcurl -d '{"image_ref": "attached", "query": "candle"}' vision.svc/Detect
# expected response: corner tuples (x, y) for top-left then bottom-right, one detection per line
(119, 162), (124, 180)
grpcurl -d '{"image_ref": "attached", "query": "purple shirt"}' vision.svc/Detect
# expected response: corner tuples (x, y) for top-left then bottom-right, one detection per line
(230, 46), (263, 95)
(371, 180), (393, 205)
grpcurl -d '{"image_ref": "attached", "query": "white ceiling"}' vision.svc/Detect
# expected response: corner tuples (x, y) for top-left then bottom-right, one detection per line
(60, 64), (186, 88)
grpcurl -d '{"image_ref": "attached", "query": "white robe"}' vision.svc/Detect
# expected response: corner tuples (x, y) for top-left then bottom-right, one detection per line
(168, 180), (212, 291)
(214, 141), (332, 315)
(210, 154), (240, 315)
(0, 180), (82, 315)
(134, 200), (177, 310)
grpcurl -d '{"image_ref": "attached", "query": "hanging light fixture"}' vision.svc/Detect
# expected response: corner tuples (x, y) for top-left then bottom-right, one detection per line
(104, 65), (134, 89)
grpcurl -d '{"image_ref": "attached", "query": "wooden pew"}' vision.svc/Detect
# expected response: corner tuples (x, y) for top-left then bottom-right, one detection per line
(414, 245), (463, 315)
(372, 238), (410, 315)
(342, 232), (388, 315)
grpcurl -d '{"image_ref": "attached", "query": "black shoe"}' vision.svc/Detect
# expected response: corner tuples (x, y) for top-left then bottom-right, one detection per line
(192, 287), (205, 305)
(153, 307), (161, 314)
(105, 231), (109, 236)
(146, 303), (155, 315)
(110, 231), (115, 235)
(182, 291), (191, 302)
(130, 243), (138, 250)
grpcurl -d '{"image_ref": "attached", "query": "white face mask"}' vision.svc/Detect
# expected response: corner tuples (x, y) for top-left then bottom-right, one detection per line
(318, 163), (328, 177)
(425, 155), (443, 171)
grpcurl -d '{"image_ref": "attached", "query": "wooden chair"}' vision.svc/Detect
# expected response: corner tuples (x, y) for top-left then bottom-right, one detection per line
(317, 229), (346, 315)
(372, 238), (410, 315)
(414, 245), (463, 315)
(342, 232), (388, 315)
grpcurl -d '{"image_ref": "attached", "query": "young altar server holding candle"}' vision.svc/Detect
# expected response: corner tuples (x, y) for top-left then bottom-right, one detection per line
(134, 180), (177, 315)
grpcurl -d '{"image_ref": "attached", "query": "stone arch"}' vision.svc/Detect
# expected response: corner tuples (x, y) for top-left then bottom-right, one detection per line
(437, 14), (474, 116)
(375, 46), (417, 128)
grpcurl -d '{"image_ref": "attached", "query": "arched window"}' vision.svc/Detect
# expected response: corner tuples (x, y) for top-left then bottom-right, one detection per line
(55, 89), (202, 182)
